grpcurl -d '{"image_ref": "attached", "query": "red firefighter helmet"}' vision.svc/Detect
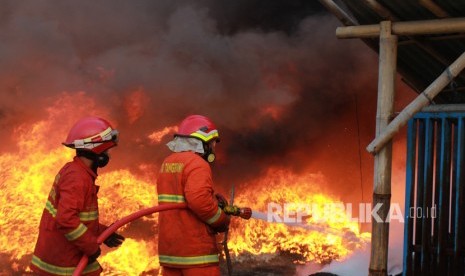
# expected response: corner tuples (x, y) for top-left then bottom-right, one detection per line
(63, 117), (119, 154)
(175, 115), (219, 143)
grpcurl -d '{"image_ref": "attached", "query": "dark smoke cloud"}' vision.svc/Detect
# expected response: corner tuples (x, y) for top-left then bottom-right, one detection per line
(206, 0), (326, 35)
(0, 0), (386, 201)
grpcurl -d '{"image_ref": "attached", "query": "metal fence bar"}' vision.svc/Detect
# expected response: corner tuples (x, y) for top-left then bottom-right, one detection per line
(421, 118), (434, 273)
(404, 119), (417, 276)
(432, 118), (441, 273)
(449, 118), (457, 274)
(414, 119), (426, 273)
(436, 117), (451, 272)
(404, 110), (465, 276)
(453, 117), (465, 274)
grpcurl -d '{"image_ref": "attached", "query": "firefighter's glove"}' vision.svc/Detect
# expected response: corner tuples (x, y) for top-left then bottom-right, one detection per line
(104, 232), (125, 248)
(212, 215), (231, 233)
(215, 193), (228, 209)
(88, 247), (101, 264)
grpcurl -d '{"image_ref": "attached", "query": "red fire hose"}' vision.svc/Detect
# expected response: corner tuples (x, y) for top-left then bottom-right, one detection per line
(72, 203), (187, 276)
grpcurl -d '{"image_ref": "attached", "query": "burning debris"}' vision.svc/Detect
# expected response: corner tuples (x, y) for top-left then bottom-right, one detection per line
(0, 1), (387, 275)
(229, 170), (370, 264)
(0, 104), (370, 274)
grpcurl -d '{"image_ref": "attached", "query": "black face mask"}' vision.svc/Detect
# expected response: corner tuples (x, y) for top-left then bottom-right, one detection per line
(202, 143), (215, 163)
(96, 152), (110, 168)
(77, 150), (110, 170)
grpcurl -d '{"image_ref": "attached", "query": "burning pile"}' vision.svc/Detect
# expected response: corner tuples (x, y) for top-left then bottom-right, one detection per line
(0, 1), (382, 274)
(230, 170), (370, 265)
(0, 103), (369, 275)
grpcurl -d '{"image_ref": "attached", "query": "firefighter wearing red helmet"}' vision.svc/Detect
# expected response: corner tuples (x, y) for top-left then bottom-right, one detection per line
(157, 115), (230, 276)
(30, 117), (125, 276)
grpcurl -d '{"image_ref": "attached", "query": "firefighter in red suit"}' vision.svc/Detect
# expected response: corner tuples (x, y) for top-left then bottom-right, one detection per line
(157, 115), (230, 276)
(30, 117), (125, 275)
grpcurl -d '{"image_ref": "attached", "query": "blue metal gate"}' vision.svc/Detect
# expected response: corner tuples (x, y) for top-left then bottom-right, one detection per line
(403, 106), (465, 275)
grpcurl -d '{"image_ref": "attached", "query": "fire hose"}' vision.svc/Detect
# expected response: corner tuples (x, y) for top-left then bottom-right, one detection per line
(220, 186), (252, 276)
(72, 202), (251, 276)
(72, 203), (187, 276)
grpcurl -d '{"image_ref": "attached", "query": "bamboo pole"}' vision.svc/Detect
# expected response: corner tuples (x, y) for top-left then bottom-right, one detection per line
(369, 21), (397, 276)
(367, 51), (465, 154)
(318, 0), (357, 26)
(419, 0), (449, 18)
(362, 0), (393, 20)
(337, 17), (465, 38)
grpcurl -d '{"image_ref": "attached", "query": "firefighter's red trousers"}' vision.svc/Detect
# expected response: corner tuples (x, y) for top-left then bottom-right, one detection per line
(160, 266), (220, 276)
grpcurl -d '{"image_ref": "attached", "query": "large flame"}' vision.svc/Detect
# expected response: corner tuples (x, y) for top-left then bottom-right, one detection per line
(99, 239), (160, 275)
(0, 94), (369, 274)
(0, 103), (161, 274)
(0, 120), (73, 263)
(229, 170), (370, 264)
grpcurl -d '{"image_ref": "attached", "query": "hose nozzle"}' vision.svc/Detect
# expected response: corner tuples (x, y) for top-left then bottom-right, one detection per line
(238, 207), (252, 220)
(223, 205), (252, 220)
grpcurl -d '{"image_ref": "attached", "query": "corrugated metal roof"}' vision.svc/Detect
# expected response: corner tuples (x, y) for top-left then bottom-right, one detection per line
(323, 0), (465, 103)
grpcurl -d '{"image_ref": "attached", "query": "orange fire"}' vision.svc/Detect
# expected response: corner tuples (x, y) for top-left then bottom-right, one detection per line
(0, 94), (369, 274)
(148, 126), (178, 144)
(229, 170), (370, 264)
(124, 88), (150, 124)
(0, 117), (162, 274)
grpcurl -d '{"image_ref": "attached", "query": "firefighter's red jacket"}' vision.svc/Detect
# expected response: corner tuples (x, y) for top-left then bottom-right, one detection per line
(31, 156), (106, 275)
(157, 151), (229, 268)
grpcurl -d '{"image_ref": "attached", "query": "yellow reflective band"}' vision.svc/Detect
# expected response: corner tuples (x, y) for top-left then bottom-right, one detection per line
(161, 163), (184, 173)
(158, 194), (186, 203)
(206, 207), (222, 225)
(31, 255), (100, 275)
(78, 210), (98, 221)
(45, 200), (57, 217)
(65, 223), (87, 241)
(46, 200), (97, 222)
(190, 130), (219, 142)
(159, 254), (219, 265)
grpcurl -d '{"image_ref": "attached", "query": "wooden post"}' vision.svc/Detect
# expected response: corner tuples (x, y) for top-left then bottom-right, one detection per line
(320, 4), (465, 275)
(369, 21), (397, 276)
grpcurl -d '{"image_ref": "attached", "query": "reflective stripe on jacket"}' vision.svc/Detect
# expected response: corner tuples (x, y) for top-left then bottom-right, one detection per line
(30, 156), (106, 275)
(157, 151), (228, 268)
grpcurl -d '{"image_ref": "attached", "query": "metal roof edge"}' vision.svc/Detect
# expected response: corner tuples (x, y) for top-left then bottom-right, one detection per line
(421, 103), (465, 112)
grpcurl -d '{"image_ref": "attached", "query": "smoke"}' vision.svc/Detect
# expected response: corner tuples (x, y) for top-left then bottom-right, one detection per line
(0, 0), (421, 273)
(0, 0), (421, 223)
(0, 0), (384, 201)
(312, 222), (403, 276)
